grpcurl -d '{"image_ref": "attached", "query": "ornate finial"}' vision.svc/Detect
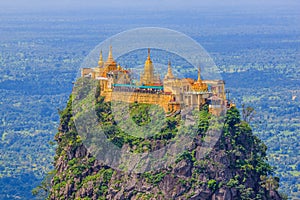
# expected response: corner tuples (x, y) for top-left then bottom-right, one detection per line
(147, 48), (151, 60)
(100, 50), (103, 59)
(197, 66), (201, 82)
(98, 50), (104, 67)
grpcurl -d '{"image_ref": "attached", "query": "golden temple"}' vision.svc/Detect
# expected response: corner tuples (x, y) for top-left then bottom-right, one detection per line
(81, 46), (230, 115)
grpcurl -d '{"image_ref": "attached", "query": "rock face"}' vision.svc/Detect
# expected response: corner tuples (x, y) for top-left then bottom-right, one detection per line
(48, 98), (283, 200)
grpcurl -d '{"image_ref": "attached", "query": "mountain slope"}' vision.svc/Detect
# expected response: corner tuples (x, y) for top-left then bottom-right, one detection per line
(46, 92), (283, 200)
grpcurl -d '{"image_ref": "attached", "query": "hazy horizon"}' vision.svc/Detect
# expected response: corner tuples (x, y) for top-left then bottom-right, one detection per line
(1, 0), (299, 13)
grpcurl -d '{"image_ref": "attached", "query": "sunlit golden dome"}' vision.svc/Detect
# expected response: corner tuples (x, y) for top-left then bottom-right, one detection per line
(117, 64), (122, 70)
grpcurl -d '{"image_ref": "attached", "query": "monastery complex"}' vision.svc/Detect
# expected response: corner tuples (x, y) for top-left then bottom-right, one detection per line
(81, 46), (232, 115)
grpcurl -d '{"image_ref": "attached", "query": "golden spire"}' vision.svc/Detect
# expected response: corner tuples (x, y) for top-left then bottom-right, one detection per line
(165, 60), (174, 80)
(141, 48), (154, 85)
(197, 66), (202, 82)
(192, 66), (208, 92)
(104, 45), (117, 72)
(98, 50), (104, 67)
(147, 48), (151, 60)
(144, 48), (153, 66)
(108, 45), (114, 61)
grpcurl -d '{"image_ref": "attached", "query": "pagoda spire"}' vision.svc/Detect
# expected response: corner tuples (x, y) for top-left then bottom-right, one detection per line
(140, 48), (154, 85)
(191, 66), (208, 92)
(108, 45), (114, 61)
(98, 50), (104, 67)
(165, 60), (174, 80)
(104, 45), (117, 72)
(147, 48), (151, 60)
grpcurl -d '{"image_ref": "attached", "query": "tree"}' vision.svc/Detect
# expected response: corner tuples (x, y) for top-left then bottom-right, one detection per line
(260, 175), (279, 191)
(225, 106), (241, 127)
(242, 104), (256, 123)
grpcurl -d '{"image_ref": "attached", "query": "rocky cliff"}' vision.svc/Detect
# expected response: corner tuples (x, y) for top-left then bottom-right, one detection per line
(47, 93), (283, 200)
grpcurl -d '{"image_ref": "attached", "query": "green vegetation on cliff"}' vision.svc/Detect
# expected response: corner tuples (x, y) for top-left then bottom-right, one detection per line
(36, 83), (285, 199)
